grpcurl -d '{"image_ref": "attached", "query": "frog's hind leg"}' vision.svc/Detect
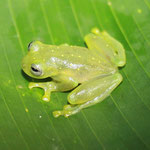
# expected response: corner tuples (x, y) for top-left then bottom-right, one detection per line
(84, 28), (126, 67)
(53, 72), (123, 118)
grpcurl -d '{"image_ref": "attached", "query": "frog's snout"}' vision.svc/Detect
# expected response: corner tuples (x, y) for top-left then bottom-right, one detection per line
(21, 57), (28, 73)
(21, 57), (26, 70)
(21, 63), (27, 74)
(22, 63), (26, 69)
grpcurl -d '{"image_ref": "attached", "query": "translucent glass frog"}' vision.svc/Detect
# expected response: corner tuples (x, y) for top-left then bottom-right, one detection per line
(22, 28), (126, 118)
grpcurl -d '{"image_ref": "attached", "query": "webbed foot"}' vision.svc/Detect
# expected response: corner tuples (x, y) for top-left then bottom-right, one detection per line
(53, 104), (80, 118)
(29, 82), (53, 102)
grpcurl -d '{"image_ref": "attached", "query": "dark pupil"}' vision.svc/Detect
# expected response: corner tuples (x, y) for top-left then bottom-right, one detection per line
(31, 67), (39, 72)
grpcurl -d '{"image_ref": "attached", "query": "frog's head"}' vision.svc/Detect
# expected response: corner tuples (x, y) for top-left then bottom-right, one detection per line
(22, 41), (58, 79)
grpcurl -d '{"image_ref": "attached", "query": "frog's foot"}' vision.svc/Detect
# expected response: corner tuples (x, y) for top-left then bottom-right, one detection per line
(29, 82), (53, 102)
(91, 27), (107, 38)
(53, 104), (80, 118)
(91, 27), (101, 35)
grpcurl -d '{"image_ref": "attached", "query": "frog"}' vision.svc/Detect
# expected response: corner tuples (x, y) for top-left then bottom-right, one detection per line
(22, 28), (126, 118)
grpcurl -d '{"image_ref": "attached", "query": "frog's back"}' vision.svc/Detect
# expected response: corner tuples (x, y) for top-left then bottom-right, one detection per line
(50, 45), (110, 66)
(44, 45), (117, 82)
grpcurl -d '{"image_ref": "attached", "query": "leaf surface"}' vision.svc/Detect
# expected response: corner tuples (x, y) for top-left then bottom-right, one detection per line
(0, 0), (150, 149)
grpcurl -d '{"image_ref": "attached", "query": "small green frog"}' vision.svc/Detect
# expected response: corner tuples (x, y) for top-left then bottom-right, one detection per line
(22, 28), (126, 118)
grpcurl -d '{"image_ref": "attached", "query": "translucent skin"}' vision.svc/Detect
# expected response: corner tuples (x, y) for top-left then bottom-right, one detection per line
(22, 28), (126, 118)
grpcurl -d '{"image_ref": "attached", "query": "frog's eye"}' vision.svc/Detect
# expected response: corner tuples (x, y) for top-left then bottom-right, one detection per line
(31, 64), (42, 76)
(28, 41), (33, 51)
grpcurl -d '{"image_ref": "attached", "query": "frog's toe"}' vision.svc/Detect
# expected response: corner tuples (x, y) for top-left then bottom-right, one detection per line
(53, 110), (62, 118)
(42, 89), (51, 102)
(53, 106), (80, 118)
(42, 95), (50, 102)
(52, 109), (72, 118)
(91, 27), (100, 35)
(63, 105), (76, 117)
(64, 110), (72, 118)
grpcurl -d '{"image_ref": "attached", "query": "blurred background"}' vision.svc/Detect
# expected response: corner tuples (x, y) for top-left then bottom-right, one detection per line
(0, 0), (150, 149)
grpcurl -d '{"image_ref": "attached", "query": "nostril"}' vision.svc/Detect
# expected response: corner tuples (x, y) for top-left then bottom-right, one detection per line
(22, 64), (26, 69)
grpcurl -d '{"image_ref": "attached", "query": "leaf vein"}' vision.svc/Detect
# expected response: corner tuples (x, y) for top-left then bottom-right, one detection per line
(110, 95), (149, 149)
(107, 1), (150, 78)
(0, 87), (30, 150)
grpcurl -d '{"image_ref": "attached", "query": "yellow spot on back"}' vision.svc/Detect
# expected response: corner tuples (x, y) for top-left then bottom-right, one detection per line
(25, 108), (29, 112)
(92, 57), (95, 60)
(51, 49), (54, 52)
(137, 9), (142, 14)
(78, 55), (81, 58)
(71, 54), (74, 56)
(61, 54), (64, 57)
(22, 93), (25, 96)
(98, 60), (101, 63)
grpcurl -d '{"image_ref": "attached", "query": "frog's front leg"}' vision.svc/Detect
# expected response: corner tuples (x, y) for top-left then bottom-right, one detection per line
(29, 76), (78, 102)
(29, 82), (56, 102)
(53, 73), (122, 118)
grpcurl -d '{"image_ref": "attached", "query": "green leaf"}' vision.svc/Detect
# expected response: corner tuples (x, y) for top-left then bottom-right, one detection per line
(0, 0), (150, 149)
